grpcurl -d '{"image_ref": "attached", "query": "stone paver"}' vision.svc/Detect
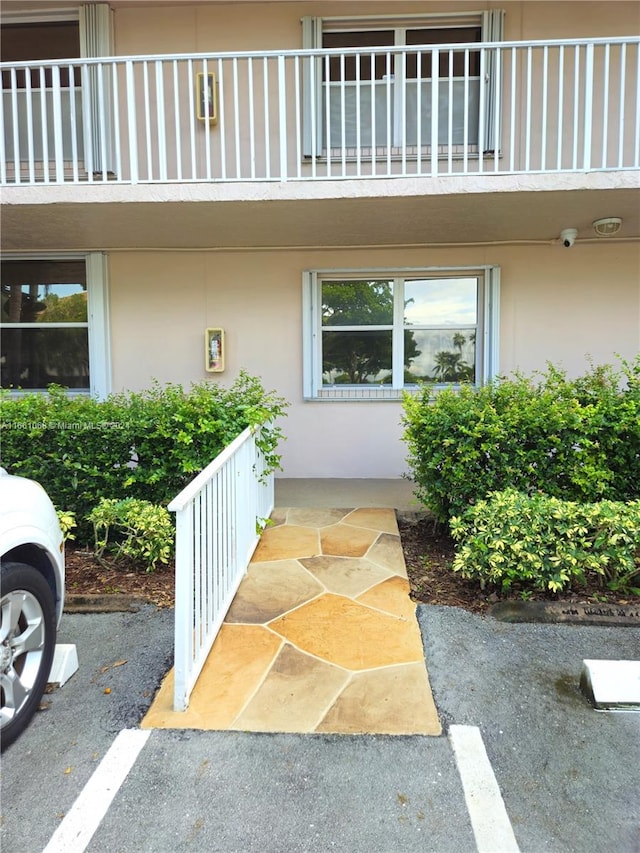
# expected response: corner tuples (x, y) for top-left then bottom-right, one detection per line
(142, 508), (441, 735)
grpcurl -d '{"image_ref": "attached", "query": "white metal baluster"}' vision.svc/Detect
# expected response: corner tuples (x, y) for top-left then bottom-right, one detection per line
(111, 63), (121, 181)
(400, 47), (406, 176)
(556, 45), (564, 171)
(635, 43), (640, 167)
(355, 52), (361, 177)
(52, 64), (64, 182)
(217, 467), (224, 614)
(263, 56), (271, 180)
(509, 46), (516, 173)
(324, 54), (332, 177)
(447, 50), (453, 174)
(278, 54), (287, 180)
(247, 57), (255, 179)
(340, 53), (346, 176)
(97, 62), (108, 180)
(125, 60), (138, 184)
(187, 59), (196, 180)
(39, 65), (50, 184)
(294, 55), (302, 179)
(69, 65), (78, 184)
(583, 42), (594, 170)
(524, 46), (532, 171)
(194, 492), (202, 654)
(431, 48), (439, 176)
(24, 65), (35, 183)
(173, 504), (194, 711)
(142, 61), (152, 180)
(572, 45), (580, 170)
(10, 68), (21, 183)
(493, 46), (501, 172)
(541, 45), (548, 172)
(309, 50), (317, 178)
(478, 47), (486, 173)
(370, 51), (376, 176)
(233, 57), (241, 178)
(463, 49), (469, 173)
(154, 60), (167, 181)
(205, 479), (213, 632)
(202, 58), (212, 182)
(217, 58), (227, 180)
(173, 59), (182, 181)
(416, 49), (423, 174)
(385, 51), (392, 175)
(69, 65), (79, 182)
(617, 43), (626, 168)
(601, 43), (610, 168)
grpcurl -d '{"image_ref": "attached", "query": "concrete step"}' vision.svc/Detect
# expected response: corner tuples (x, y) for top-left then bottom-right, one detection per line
(580, 659), (640, 711)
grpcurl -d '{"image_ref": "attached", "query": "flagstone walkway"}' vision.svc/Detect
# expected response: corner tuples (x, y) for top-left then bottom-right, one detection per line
(142, 507), (441, 735)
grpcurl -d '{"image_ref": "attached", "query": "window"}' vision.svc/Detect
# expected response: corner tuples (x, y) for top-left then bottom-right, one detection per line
(322, 26), (481, 149)
(302, 11), (504, 157)
(303, 268), (500, 400)
(1, 5), (114, 173)
(1, 254), (110, 397)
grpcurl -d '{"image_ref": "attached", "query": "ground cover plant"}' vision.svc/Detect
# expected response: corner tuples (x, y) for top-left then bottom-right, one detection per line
(451, 490), (640, 596)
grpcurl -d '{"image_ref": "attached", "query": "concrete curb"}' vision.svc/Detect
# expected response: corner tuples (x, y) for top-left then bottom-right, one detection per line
(64, 594), (149, 613)
(491, 600), (640, 627)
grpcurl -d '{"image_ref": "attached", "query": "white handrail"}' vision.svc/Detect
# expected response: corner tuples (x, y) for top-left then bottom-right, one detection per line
(169, 427), (274, 711)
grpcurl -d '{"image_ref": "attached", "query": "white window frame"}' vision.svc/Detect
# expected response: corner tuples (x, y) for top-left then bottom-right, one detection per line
(302, 10), (504, 157)
(302, 266), (500, 400)
(1, 251), (111, 399)
(1, 4), (115, 174)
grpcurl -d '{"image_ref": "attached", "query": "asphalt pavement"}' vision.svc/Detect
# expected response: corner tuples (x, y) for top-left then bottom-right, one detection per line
(1, 604), (639, 853)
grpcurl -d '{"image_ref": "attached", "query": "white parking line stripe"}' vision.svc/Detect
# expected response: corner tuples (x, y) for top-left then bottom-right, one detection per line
(43, 729), (150, 853)
(449, 724), (520, 853)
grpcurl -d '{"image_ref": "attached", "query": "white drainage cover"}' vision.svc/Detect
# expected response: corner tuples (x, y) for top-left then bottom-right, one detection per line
(580, 659), (640, 711)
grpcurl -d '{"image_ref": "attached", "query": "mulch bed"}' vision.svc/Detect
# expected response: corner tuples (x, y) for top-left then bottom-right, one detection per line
(64, 515), (636, 615)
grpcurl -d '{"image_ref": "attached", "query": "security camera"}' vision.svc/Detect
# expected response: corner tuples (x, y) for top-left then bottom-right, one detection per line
(560, 228), (578, 248)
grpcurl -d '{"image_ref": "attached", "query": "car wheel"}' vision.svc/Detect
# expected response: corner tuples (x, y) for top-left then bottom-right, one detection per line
(1, 561), (57, 750)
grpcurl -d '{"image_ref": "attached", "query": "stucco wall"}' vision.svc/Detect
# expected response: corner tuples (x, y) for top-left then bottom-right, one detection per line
(108, 243), (640, 478)
(113, 2), (640, 55)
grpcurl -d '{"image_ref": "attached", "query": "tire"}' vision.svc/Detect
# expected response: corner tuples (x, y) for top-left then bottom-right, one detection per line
(1, 561), (57, 750)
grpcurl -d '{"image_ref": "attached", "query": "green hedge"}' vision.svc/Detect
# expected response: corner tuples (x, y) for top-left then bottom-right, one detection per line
(0, 372), (287, 541)
(450, 490), (640, 596)
(402, 358), (640, 522)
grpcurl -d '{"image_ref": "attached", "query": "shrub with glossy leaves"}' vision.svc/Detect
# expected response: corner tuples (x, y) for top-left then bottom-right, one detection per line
(402, 357), (640, 522)
(0, 372), (288, 541)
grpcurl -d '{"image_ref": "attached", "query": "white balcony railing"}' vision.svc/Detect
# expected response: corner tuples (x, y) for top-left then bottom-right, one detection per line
(168, 427), (274, 712)
(1, 36), (639, 186)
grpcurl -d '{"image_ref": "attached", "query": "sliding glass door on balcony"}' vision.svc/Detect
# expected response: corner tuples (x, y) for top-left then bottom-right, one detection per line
(322, 27), (481, 151)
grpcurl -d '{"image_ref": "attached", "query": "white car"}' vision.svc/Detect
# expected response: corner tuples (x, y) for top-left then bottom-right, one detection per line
(0, 468), (65, 749)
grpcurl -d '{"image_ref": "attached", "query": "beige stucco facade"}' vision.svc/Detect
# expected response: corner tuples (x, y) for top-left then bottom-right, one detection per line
(2, 0), (639, 479)
(108, 242), (640, 477)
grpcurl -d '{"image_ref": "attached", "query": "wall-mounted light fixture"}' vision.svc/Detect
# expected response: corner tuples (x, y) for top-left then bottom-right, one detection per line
(592, 217), (622, 237)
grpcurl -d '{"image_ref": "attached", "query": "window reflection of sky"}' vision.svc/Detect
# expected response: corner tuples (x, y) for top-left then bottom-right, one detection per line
(404, 278), (477, 326)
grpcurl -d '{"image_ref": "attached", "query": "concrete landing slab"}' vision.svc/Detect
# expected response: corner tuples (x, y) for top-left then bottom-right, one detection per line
(580, 659), (640, 711)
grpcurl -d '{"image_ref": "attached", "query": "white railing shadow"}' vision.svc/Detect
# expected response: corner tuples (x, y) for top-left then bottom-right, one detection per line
(168, 426), (273, 711)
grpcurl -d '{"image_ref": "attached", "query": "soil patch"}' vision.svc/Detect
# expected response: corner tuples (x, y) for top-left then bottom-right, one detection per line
(64, 514), (636, 615)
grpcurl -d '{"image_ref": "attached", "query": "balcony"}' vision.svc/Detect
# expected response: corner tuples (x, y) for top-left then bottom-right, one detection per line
(1, 36), (639, 251)
(2, 36), (639, 186)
